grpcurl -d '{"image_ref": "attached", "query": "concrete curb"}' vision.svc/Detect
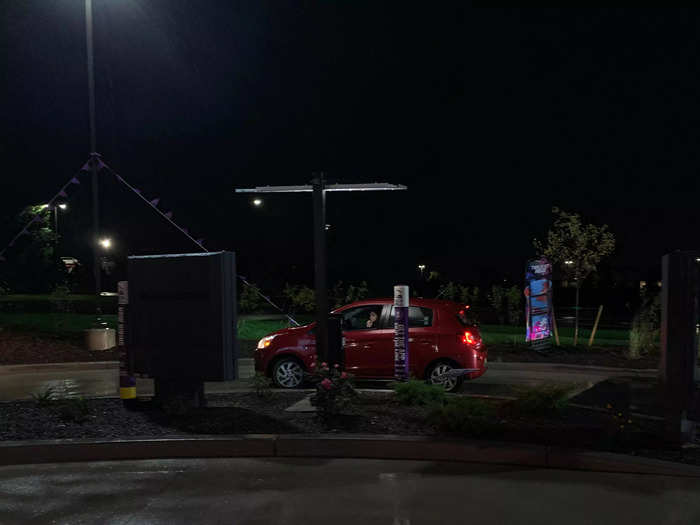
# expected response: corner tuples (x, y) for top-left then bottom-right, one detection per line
(0, 434), (698, 477)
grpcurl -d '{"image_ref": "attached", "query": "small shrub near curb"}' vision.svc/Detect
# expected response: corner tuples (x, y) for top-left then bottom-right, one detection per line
(31, 385), (92, 423)
(392, 380), (446, 407)
(252, 372), (273, 399)
(305, 360), (357, 422)
(428, 397), (500, 437)
(504, 383), (575, 418)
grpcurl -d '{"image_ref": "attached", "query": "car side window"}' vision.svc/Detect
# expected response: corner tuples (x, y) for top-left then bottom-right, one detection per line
(388, 306), (433, 327)
(341, 305), (383, 331)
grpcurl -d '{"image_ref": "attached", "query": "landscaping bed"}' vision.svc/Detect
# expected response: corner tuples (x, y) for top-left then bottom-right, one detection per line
(0, 331), (118, 365)
(1, 390), (698, 467)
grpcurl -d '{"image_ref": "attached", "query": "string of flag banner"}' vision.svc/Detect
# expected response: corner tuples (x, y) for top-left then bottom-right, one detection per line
(0, 171), (82, 262)
(102, 161), (300, 326)
(0, 155), (299, 326)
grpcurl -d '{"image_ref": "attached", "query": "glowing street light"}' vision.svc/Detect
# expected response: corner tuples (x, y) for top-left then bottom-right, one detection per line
(252, 198), (263, 207)
(418, 264), (426, 277)
(58, 203), (68, 210)
(99, 238), (112, 249)
(564, 260), (574, 265)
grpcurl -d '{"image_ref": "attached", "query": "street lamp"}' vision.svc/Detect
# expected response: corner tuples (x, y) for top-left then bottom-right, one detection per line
(58, 203), (68, 210)
(99, 238), (112, 249)
(252, 198), (263, 207)
(418, 264), (426, 276)
(564, 260), (574, 265)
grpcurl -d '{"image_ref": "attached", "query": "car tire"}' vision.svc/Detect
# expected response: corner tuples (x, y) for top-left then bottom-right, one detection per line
(426, 361), (463, 393)
(271, 357), (305, 389)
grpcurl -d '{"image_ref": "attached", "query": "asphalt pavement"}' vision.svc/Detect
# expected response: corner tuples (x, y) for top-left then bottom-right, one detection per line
(0, 359), (659, 402)
(0, 457), (698, 524)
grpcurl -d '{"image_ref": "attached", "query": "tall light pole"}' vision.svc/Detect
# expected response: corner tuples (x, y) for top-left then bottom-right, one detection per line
(236, 180), (407, 362)
(85, 0), (101, 305)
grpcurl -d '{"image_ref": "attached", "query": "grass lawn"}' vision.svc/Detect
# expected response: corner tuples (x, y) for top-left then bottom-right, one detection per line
(0, 312), (630, 348)
(480, 324), (629, 347)
(0, 312), (118, 339)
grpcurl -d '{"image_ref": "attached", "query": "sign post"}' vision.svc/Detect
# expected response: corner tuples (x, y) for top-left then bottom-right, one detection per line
(525, 258), (553, 352)
(394, 285), (410, 380)
(117, 280), (136, 404)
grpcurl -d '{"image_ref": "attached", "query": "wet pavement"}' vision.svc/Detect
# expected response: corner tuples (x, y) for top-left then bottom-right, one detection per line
(0, 457), (698, 524)
(0, 359), (658, 402)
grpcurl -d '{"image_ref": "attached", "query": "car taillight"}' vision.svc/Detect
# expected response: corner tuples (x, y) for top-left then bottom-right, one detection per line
(457, 330), (480, 346)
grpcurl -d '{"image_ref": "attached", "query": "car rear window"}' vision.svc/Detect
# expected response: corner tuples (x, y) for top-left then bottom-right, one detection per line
(387, 306), (433, 327)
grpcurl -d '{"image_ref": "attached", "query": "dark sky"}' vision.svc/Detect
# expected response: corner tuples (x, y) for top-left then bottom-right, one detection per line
(2, 5), (699, 293)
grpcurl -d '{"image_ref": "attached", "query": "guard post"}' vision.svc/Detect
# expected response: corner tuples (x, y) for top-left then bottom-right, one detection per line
(394, 285), (410, 380)
(117, 280), (137, 406)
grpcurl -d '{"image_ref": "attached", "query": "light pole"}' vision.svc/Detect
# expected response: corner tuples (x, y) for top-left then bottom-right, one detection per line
(418, 264), (426, 277)
(85, 0), (101, 306)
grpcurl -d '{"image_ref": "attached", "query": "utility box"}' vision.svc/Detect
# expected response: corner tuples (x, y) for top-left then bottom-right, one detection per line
(127, 251), (237, 384)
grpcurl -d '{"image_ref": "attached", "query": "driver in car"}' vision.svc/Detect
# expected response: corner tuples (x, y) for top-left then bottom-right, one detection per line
(366, 310), (379, 328)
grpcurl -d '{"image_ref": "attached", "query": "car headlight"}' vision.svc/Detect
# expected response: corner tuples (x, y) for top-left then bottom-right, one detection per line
(257, 335), (277, 350)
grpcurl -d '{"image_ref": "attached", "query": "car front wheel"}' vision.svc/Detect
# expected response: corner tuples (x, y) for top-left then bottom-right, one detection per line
(427, 361), (463, 393)
(272, 357), (304, 389)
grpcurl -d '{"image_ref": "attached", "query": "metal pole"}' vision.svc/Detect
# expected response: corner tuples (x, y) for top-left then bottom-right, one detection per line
(54, 207), (58, 237)
(312, 175), (328, 362)
(85, 0), (101, 305)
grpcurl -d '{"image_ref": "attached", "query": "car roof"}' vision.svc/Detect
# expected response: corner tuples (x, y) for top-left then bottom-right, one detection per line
(337, 298), (466, 310)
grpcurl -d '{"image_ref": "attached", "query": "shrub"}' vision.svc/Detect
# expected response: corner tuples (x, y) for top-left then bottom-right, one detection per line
(505, 383), (574, 418)
(252, 372), (273, 399)
(393, 380), (446, 407)
(305, 361), (356, 422)
(31, 386), (57, 407)
(428, 397), (499, 436)
(629, 293), (660, 359)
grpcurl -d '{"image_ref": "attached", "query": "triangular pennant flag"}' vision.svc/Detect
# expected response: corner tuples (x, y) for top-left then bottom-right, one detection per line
(164, 211), (173, 219)
(134, 188), (141, 194)
(150, 198), (160, 207)
(182, 228), (188, 234)
(59, 190), (67, 197)
(95, 157), (105, 169)
(70, 177), (80, 184)
(81, 160), (91, 171)
(196, 239), (204, 245)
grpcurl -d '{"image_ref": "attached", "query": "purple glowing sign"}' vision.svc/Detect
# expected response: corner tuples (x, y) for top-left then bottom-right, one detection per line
(525, 258), (553, 345)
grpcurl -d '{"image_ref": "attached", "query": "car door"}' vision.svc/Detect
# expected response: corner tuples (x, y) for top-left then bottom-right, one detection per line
(340, 304), (391, 377)
(377, 306), (437, 377)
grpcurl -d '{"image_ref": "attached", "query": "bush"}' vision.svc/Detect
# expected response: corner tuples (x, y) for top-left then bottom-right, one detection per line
(393, 380), (446, 407)
(428, 397), (500, 436)
(31, 386), (57, 407)
(629, 294), (660, 359)
(305, 361), (356, 422)
(252, 372), (273, 399)
(505, 383), (574, 418)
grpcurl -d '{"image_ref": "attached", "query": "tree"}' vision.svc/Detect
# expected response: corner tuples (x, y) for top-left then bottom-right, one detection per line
(534, 207), (615, 346)
(283, 283), (316, 313)
(3, 205), (66, 293)
(239, 282), (265, 313)
(488, 284), (507, 325)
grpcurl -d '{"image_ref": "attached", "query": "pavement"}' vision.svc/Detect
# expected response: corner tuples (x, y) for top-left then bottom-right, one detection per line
(1, 457), (699, 524)
(0, 359), (662, 402)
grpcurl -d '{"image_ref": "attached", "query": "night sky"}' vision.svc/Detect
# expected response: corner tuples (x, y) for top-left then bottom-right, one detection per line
(2, 5), (699, 295)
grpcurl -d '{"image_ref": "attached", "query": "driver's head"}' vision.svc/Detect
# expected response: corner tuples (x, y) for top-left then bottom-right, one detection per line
(369, 311), (378, 321)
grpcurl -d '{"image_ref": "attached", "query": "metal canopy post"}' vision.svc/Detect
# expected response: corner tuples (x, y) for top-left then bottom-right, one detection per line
(312, 176), (329, 362)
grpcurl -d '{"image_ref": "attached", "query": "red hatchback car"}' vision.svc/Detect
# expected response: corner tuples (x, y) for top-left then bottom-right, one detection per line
(254, 298), (487, 392)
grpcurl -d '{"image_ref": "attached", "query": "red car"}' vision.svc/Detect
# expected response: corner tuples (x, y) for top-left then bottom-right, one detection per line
(254, 298), (487, 392)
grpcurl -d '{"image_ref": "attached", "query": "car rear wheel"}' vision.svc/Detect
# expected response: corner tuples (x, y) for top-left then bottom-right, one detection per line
(427, 361), (462, 393)
(272, 358), (304, 389)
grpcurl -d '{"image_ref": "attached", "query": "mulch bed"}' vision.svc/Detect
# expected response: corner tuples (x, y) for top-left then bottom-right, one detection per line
(488, 343), (659, 369)
(0, 331), (118, 365)
(1, 391), (698, 467)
